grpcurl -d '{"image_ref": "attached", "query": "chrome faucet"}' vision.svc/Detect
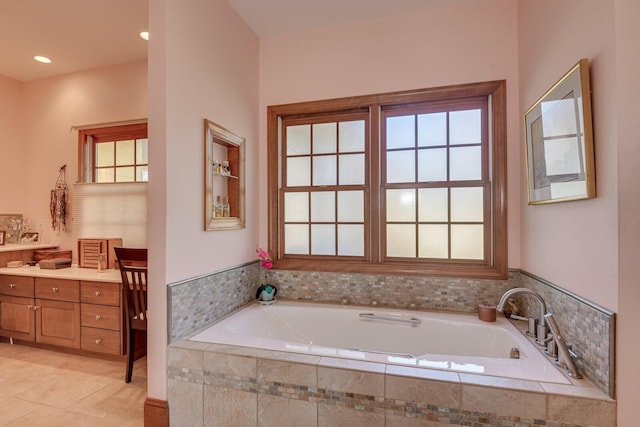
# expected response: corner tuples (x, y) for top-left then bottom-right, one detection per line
(545, 313), (583, 378)
(496, 288), (547, 346)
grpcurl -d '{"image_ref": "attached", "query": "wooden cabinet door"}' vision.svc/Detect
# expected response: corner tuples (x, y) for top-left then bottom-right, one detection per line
(35, 298), (80, 348)
(0, 295), (35, 341)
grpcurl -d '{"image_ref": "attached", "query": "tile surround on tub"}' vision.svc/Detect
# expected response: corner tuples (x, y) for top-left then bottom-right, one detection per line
(167, 342), (616, 427)
(168, 263), (614, 398)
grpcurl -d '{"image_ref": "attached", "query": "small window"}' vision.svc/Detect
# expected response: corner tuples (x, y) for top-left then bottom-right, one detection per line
(78, 123), (148, 183)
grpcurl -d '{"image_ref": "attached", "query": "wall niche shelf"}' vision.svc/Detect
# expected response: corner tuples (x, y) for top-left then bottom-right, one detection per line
(204, 119), (245, 231)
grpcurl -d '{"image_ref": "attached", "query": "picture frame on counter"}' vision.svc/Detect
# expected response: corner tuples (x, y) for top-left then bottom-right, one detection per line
(20, 232), (39, 244)
(0, 231), (5, 246)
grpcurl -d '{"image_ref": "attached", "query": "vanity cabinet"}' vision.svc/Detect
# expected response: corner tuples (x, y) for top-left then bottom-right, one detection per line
(0, 273), (124, 357)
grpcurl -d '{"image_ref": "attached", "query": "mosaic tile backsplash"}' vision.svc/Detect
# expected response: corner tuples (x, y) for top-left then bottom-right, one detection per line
(168, 262), (614, 397)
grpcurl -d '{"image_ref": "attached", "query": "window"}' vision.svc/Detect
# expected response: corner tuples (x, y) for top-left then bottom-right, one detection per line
(268, 81), (507, 279)
(78, 123), (148, 183)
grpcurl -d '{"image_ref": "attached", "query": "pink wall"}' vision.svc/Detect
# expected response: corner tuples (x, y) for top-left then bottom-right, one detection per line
(258, 0), (521, 266)
(0, 75), (26, 214)
(614, 0), (640, 424)
(518, 1), (618, 311)
(18, 61), (148, 249)
(148, 0), (259, 400)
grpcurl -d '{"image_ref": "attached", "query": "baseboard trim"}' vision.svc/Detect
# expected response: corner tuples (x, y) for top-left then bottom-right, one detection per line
(144, 397), (169, 427)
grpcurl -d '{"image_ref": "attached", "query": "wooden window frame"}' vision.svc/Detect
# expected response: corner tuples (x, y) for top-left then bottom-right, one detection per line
(77, 123), (148, 183)
(267, 81), (507, 279)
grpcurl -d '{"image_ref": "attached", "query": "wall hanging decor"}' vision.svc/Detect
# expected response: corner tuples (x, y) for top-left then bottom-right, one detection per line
(50, 164), (69, 234)
(524, 58), (596, 204)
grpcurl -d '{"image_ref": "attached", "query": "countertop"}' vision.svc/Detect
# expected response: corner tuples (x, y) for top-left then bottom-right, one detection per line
(0, 243), (59, 253)
(0, 264), (121, 283)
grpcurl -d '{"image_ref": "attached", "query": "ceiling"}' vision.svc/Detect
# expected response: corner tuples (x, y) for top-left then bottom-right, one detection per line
(0, 0), (468, 82)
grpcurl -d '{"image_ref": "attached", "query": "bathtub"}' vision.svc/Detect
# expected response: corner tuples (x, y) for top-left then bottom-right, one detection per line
(189, 300), (570, 385)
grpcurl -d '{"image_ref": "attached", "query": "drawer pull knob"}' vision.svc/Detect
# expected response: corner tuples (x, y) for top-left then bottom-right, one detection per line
(27, 304), (33, 309)
(95, 338), (102, 344)
(95, 314), (102, 320)
(33, 305), (40, 310)
(52, 287), (59, 292)
(95, 291), (102, 296)
(9, 283), (16, 288)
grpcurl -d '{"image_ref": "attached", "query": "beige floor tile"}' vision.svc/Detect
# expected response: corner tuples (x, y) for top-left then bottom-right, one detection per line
(0, 343), (146, 426)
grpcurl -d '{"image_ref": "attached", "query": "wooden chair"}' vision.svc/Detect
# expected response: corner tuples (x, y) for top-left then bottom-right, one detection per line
(114, 247), (148, 383)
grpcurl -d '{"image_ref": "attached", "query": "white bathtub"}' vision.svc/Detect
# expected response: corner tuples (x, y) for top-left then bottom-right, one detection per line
(189, 300), (570, 384)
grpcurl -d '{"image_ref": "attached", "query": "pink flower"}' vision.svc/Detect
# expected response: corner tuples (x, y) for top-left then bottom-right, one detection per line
(256, 247), (273, 270)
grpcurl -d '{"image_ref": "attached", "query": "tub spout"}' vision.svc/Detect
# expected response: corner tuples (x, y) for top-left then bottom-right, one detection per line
(496, 288), (547, 346)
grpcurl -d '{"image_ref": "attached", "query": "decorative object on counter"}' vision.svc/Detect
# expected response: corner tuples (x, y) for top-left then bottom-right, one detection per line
(20, 232), (39, 244)
(0, 231), (5, 246)
(78, 238), (123, 269)
(50, 164), (69, 234)
(39, 258), (72, 269)
(97, 253), (107, 272)
(256, 284), (277, 304)
(477, 304), (497, 322)
(6, 260), (23, 268)
(0, 214), (23, 244)
(256, 247), (276, 303)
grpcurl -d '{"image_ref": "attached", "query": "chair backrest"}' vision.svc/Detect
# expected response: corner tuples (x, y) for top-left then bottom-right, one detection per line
(114, 247), (148, 324)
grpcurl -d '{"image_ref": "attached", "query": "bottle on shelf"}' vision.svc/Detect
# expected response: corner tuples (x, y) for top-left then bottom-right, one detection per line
(213, 160), (221, 175)
(222, 160), (230, 176)
(214, 195), (223, 218)
(222, 196), (230, 217)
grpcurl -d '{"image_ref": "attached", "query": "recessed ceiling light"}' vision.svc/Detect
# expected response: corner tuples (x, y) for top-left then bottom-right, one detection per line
(140, 31), (149, 41)
(34, 55), (52, 64)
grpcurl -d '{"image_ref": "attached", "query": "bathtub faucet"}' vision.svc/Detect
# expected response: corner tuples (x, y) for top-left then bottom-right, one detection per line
(496, 288), (547, 346)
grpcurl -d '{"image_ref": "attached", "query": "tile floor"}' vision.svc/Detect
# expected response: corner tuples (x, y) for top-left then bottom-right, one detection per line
(0, 342), (146, 426)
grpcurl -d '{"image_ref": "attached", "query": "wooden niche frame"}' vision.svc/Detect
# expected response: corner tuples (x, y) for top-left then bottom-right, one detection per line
(204, 119), (245, 230)
(524, 58), (596, 204)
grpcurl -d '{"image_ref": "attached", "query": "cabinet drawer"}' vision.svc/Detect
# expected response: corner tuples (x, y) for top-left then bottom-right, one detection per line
(81, 304), (121, 331)
(81, 327), (121, 355)
(35, 278), (79, 302)
(81, 281), (120, 306)
(0, 275), (34, 298)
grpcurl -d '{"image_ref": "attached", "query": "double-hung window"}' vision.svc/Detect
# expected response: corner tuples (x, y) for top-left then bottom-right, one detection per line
(268, 81), (507, 278)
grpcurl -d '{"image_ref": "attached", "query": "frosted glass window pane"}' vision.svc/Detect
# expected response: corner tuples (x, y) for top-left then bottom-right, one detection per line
(418, 188), (448, 222)
(312, 155), (336, 186)
(418, 113), (447, 147)
(386, 189), (415, 222)
(115, 166), (134, 182)
(116, 140), (135, 166)
(311, 224), (335, 255)
(284, 192), (309, 222)
(418, 224), (448, 258)
(287, 125), (311, 155)
(338, 224), (364, 256)
(311, 192), (335, 222)
(418, 148), (447, 182)
(337, 191), (364, 222)
(450, 146), (481, 181)
(285, 224), (309, 254)
(451, 187), (483, 222)
(387, 224), (416, 258)
(136, 138), (148, 163)
(450, 109), (481, 145)
(96, 168), (114, 183)
(96, 142), (114, 167)
(451, 224), (484, 259)
(313, 123), (337, 154)
(136, 166), (148, 182)
(339, 154), (364, 185)
(339, 120), (365, 152)
(287, 157), (310, 186)
(387, 150), (415, 183)
(386, 115), (415, 149)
